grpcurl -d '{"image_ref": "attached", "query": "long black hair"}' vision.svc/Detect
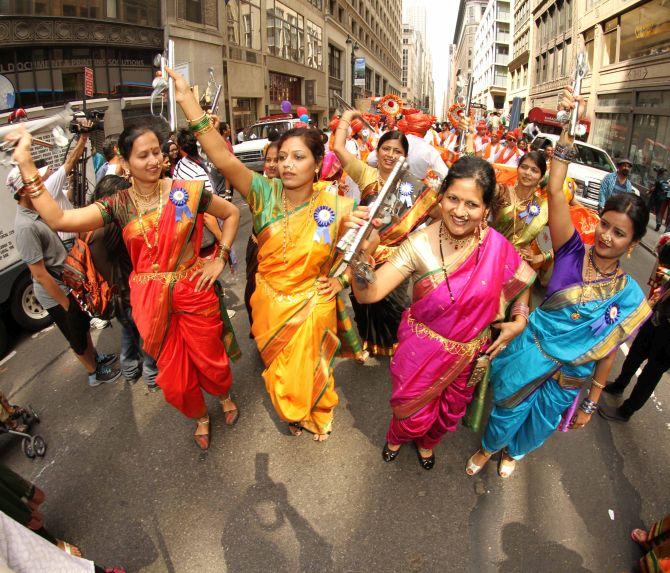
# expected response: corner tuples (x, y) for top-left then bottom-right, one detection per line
(440, 156), (496, 206)
(602, 192), (649, 242)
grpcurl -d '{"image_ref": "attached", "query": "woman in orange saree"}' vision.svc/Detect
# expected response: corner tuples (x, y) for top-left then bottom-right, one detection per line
(167, 68), (359, 440)
(6, 120), (241, 451)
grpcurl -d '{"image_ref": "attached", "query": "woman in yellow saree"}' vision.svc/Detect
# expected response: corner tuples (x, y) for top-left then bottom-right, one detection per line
(168, 68), (357, 440)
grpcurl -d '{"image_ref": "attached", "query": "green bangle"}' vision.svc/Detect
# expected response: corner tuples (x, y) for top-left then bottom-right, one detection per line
(189, 115), (212, 133)
(544, 251), (553, 263)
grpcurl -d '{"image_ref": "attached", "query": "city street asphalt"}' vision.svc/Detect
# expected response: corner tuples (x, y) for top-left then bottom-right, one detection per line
(1, 198), (668, 573)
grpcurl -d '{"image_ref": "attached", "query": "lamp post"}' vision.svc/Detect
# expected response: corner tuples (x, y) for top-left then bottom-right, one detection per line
(346, 35), (359, 106)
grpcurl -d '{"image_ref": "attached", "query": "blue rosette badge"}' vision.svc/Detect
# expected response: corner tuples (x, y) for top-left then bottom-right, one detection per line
(519, 200), (541, 224)
(170, 187), (193, 222)
(398, 181), (414, 208)
(591, 302), (620, 336)
(313, 205), (335, 244)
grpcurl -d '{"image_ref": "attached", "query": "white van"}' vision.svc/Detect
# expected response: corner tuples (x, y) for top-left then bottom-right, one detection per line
(233, 114), (304, 173)
(530, 133), (639, 209)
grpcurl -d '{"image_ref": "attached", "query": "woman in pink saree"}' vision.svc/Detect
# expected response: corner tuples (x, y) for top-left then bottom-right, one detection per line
(350, 156), (536, 469)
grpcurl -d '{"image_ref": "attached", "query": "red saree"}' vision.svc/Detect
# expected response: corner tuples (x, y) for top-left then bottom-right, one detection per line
(97, 179), (237, 418)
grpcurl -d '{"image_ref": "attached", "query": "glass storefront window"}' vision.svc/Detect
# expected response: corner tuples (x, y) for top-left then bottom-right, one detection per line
(1, 0), (159, 24)
(592, 112), (630, 163)
(629, 114), (670, 191)
(637, 90), (670, 108)
(268, 71), (301, 103)
(598, 92), (633, 107)
(620, 0), (670, 61)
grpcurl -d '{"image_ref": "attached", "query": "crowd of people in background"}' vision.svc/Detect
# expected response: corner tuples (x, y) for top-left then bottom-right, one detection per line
(2, 77), (669, 572)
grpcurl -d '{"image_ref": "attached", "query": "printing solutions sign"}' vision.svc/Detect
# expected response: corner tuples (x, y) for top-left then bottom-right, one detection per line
(354, 57), (366, 87)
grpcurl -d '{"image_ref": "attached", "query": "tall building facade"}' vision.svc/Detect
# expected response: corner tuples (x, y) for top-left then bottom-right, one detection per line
(578, 0), (670, 194)
(472, 0), (512, 110)
(401, 25), (423, 108)
(325, 0), (403, 120)
(507, 0), (531, 116)
(401, 0), (434, 113)
(527, 0), (574, 111)
(450, 0), (488, 105)
(0, 0), (163, 134)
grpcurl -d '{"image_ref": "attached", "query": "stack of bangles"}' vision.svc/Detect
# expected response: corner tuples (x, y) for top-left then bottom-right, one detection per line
(543, 250), (553, 264)
(579, 397), (598, 414)
(552, 142), (576, 163)
(189, 112), (213, 137)
(511, 301), (530, 323)
(217, 241), (231, 262)
(590, 378), (605, 390)
(22, 172), (46, 199)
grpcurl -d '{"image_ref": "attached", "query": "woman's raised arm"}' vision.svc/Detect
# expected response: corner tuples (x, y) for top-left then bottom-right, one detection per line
(6, 129), (104, 232)
(546, 87), (585, 251)
(332, 109), (360, 172)
(165, 67), (254, 198)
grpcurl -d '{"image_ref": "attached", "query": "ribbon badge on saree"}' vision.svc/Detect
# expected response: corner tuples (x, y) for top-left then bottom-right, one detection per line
(313, 205), (335, 244)
(170, 187), (194, 222)
(590, 302), (620, 336)
(398, 181), (414, 208)
(518, 200), (541, 224)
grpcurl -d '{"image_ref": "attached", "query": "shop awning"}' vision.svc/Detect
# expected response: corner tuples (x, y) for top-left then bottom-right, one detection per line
(528, 107), (591, 135)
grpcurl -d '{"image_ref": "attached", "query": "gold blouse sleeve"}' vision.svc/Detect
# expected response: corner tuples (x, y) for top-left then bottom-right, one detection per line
(386, 235), (417, 279)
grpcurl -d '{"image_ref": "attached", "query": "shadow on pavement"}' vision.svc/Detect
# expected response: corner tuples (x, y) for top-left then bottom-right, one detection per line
(221, 453), (334, 573)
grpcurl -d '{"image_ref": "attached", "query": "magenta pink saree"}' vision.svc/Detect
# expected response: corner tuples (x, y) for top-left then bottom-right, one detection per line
(387, 229), (535, 449)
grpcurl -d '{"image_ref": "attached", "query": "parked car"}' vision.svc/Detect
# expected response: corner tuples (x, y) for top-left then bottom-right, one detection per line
(531, 132), (639, 209)
(233, 114), (303, 172)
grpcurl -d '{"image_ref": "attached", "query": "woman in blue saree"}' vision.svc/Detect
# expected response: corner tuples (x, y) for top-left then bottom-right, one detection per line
(465, 87), (652, 478)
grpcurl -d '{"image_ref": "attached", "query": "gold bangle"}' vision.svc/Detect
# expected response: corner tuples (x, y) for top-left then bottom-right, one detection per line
(591, 379), (605, 390)
(194, 123), (214, 137)
(188, 111), (208, 125)
(27, 184), (46, 199)
(22, 172), (42, 186)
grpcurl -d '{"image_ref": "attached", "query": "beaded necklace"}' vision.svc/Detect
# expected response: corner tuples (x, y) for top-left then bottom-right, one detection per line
(510, 184), (537, 243)
(571, 247), (621, 320)
(438, 221), (479, 303)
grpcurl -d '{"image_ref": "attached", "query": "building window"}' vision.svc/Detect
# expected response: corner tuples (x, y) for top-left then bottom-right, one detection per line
(267, 0), (304, 63)
(269, 71), (301, 103)
(178, 0), (217, 26)
(592, 112), (630, 166)
(306, 20), (323, 69)
(583, 27), (595, 69)
(620, 0), (670, 61)
(328, 44), (342, 79)
(629, 113), (670, 190)
(601, 17), (618, 66)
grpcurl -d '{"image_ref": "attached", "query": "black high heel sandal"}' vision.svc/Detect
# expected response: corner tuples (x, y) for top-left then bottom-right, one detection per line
(382, 443), (400, 462)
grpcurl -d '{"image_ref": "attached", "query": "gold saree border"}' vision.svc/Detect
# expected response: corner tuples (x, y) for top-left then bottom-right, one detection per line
(542, 274), (629, 311)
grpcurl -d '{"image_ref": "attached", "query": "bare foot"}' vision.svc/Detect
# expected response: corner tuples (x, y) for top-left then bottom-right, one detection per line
(57, 540), (82, 557)
(631, 528), (649, 548)
(288, 423), (302, 436)
(313, 433), (329, 442)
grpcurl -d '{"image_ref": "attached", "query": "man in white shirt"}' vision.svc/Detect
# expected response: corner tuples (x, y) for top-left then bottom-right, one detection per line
(174, 128), (214, 192)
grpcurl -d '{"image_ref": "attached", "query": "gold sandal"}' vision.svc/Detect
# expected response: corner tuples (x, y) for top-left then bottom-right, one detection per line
(194, 415), (210, 450)
(220, 396), (239, 426)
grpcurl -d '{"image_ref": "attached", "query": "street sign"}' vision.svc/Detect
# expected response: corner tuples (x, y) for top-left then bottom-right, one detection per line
(354, 57), (366, 87)
(84, 67), (94, 98)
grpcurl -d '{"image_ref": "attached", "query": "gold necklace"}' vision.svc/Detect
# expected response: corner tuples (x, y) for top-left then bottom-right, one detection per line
(438, 221), (479, 303)
(130, 181), (164, 272)
(571, 247), (621, 320)
(440, 220), (476, 250)
(280, 187), (319, 263)
(511, 185), (536, 243)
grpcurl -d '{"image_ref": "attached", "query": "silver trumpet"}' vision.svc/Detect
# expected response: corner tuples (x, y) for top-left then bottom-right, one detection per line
(204, 67), (222, 115)
(456, 71), (474, 153)
(556, 52), (588, 137)
(151, 39), (177, 132)
(331, 157), (408, 282)
(0, 105), (72, 165)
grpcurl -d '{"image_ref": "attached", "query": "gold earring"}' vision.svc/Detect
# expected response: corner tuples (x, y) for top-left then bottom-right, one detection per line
(627, 245), (634, 258)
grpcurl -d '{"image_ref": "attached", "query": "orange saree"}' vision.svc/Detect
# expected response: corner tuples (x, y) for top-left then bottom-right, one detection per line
(97, 179), (238, 418)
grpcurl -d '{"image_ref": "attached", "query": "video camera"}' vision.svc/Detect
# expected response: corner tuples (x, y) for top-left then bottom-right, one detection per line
(70, 110), (105, 134)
